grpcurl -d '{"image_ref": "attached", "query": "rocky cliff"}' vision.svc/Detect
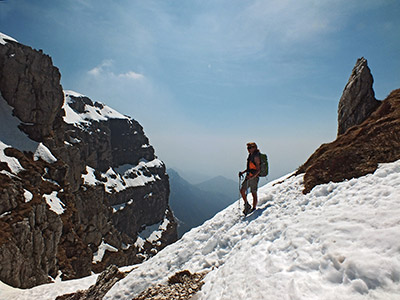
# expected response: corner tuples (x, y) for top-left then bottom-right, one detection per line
(298, 58), (400, 193)
(0, 34), (177, 288)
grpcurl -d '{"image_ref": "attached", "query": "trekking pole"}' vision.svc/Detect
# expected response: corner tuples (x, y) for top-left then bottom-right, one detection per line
(238, 173), (243, 216)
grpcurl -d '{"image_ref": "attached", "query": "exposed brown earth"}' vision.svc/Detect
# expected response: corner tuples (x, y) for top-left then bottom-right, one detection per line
(297, 89), (400, 193)
(55, 269), (207, 300)
(132, 270), (208, 300)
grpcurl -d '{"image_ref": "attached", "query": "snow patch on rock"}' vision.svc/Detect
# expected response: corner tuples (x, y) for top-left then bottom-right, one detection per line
(62, 91), (128, 127)
(82, 158), (163, 193)
(93, 239), (118, 263)
(24, 189), (33, 203)
(0, 141), (24, 174)
(43, 191), (65, 215)
(0, 32), (18, 45)
(34, 143), (57, 163)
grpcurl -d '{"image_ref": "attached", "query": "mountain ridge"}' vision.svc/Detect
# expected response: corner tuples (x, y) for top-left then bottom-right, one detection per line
(195, 175), (238, 200)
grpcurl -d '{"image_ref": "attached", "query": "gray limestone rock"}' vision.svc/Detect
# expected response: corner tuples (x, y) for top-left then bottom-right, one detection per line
(337, 57), (381, 136)
(0, 40), (64, 141)
(0, 201), (63, 288)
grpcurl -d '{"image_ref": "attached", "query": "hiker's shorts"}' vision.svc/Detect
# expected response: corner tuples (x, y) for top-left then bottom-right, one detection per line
(241, 176), (259, 193)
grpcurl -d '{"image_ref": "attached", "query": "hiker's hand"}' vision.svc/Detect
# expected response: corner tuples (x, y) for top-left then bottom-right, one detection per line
(238, 171), (243, 177)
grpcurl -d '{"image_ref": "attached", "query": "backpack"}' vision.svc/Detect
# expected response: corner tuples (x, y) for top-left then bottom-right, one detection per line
(259, 153), (269, 177)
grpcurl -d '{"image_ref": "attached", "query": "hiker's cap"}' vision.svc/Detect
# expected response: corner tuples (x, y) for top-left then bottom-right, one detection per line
(247, 142), (257, 149)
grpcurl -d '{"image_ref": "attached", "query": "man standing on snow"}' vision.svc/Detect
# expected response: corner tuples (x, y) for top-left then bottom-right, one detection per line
(239, 142), (261, 215)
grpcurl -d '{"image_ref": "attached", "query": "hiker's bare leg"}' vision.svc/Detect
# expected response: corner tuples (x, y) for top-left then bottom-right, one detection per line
(240, 188), (248, 205)
(252, 192), (258, 209)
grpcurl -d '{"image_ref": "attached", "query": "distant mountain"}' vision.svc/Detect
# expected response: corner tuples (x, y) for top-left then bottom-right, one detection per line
(168, 167), (212, 185)
(195, 175), (238, 201)
(168, 169), (237, 237)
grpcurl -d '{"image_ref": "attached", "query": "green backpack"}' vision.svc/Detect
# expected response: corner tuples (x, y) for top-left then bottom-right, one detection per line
(259, 153), (269, 177)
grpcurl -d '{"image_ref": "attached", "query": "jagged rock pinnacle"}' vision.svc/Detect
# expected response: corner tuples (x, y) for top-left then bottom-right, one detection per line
(337, 57), (380, 136)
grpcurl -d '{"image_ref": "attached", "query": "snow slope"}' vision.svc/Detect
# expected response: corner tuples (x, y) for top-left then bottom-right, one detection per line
(0, 274), (99, 300)
(2, 160), (400, 299)
(105, 160), (400, 300)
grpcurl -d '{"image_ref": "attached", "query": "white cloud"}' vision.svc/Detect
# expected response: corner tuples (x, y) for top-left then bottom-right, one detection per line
(87, 60), (113, 76)
(88, 60), (144, 80)
(87, 67), (101, 76)
(119, 71), (144, 80)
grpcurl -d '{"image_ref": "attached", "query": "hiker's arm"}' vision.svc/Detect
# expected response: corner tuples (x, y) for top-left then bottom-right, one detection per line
(239, 170), (246, 177)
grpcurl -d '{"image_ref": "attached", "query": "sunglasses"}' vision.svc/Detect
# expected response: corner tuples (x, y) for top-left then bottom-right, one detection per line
(247, 146), (255, 149)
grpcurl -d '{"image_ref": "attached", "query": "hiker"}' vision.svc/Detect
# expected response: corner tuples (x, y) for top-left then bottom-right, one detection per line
(239, 142), (261, 214)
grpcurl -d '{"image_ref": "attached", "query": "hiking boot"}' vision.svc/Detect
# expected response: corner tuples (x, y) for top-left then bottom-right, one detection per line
(243, 202), (251, 215)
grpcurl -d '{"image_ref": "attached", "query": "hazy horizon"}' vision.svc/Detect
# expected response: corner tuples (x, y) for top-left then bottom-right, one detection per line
(1, 0), (399, 182)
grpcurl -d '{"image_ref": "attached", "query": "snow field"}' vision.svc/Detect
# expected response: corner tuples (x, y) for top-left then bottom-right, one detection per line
(106, 160), (400, 300)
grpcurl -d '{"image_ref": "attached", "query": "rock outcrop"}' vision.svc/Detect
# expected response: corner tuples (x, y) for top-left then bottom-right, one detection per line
(132, 270), (207, 300)
(297, 58), (400, 193)
(55, 265), (126, 300)
(0, 35), (177, 288)
(298, 88), (400, 193)
(0, 38), (64, 142)
(337, 57), (381, 136)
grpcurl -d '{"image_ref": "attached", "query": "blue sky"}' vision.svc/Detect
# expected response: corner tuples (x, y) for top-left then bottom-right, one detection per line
(1, 0), (399, 182)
